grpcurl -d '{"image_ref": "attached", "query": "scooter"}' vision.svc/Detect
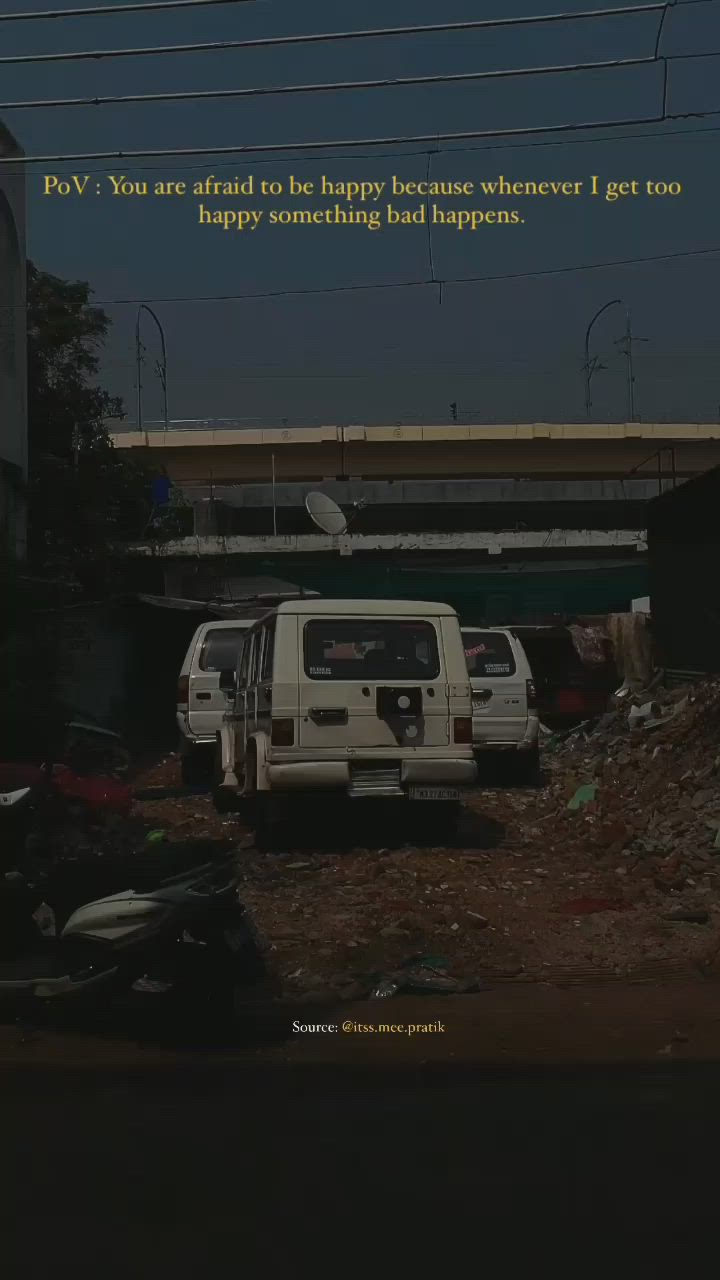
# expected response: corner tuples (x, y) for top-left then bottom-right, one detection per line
(0, 852), (266, 1011)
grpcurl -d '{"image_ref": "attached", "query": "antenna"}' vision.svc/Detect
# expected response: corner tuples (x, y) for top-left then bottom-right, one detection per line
(305, 491), (348, 536)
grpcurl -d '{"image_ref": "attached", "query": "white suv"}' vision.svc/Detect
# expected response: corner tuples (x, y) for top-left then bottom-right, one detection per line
(176, 620), (252, 785)
(216, 599), (477, 848)
(461, 627), (540, 783)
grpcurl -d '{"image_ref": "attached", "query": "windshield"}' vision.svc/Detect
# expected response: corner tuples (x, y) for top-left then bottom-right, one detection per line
(463, 631), (517, 677)
(304, 619), (440, 681)
(198, 628), (248, 672)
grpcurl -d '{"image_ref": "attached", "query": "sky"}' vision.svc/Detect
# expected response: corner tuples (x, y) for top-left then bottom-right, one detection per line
(2, 0), (720, 426)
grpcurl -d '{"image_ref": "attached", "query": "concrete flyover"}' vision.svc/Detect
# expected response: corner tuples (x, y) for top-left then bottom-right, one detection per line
(111, 423), (720, 485)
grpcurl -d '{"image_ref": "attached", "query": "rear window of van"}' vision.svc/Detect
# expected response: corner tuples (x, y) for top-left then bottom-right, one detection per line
(198, 628), (247, 672)
(463, 631), (516, 678)
(304, 619), (440, 681)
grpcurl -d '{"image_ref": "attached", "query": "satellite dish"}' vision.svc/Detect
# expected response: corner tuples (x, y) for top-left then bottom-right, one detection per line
(305, 491), (348, 536)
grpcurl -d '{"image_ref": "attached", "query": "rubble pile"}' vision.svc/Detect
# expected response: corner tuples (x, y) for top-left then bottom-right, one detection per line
(542, 679), (720, 868)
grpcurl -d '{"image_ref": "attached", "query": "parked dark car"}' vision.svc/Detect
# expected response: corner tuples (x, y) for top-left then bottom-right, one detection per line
(510, 625), (618, 729)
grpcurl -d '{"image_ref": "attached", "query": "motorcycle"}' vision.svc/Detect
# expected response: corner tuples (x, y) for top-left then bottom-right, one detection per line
(0, 849), (267, 1015)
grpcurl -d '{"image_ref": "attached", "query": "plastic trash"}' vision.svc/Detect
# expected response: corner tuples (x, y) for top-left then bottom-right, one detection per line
(628, 701), (661, 728)
(371, 980), (400, 999)
(145, 829), (168, 845)
(377, 956), (461, 995)
(400, 954), (449, 971)
(567, 783), (598, 811)
(401, 970), (460, 994)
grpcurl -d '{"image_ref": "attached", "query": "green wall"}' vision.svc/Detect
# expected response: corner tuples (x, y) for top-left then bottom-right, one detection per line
(229, 556), (649, 624)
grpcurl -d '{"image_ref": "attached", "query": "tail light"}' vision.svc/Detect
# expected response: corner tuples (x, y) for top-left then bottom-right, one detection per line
(177, 674), (189, 705)
(526, 678), (538, 710)
(271, 719), (295, 746)
(453, 717), (472, 744)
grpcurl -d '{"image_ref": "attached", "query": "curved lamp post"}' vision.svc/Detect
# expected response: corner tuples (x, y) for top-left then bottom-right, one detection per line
(135, 304), (168, 432)
(584, 298), (624, 420)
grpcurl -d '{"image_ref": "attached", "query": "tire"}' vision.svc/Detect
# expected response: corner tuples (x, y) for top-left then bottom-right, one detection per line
(510, 745), (541, 786)
(211, 740), (239, 815)
(180, 747), (213, 788)
(254, 793), (278, 853)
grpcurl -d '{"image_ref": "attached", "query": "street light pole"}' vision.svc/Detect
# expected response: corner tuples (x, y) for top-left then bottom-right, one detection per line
(135, 304), (169, 432)
(613, 309), (647, 422)
(584, 298), (623, 420)
(625, 308), (635, 422)
(135, 310), (143, 435)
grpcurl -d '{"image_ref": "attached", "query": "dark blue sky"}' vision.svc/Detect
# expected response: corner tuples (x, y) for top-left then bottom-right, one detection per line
(3, 0), (720, 425)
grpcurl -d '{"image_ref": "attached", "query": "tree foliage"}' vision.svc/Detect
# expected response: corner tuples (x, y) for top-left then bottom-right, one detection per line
(27, 261), (151, 570)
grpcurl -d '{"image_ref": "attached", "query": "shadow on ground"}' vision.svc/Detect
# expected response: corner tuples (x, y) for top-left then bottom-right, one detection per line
(256, 799), (506, 854)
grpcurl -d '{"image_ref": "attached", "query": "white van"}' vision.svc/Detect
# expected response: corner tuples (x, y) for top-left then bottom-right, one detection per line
(215, 599), (477, 847)
(461, 627), (540, 783)
(176, 620), (253, 784)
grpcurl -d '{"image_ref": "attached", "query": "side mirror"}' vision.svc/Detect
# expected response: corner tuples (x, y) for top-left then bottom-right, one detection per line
(219, 669), (236, 695)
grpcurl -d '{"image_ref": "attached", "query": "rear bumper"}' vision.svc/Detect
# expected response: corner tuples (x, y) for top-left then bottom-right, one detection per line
(472, 716), (540, 752)
(265, 758), (477, 792)
(177, 715), (214, 753)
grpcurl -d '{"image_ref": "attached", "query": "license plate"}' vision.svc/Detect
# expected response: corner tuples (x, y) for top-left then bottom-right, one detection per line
(409, 786), (459, 802)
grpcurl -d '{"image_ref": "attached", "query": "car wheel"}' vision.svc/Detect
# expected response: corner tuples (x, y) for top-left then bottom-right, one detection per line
(511, 745), (541, 786)
(211, 740), (239, 814)
(254, 793), (282, 852)
(180, 748), (212, 787)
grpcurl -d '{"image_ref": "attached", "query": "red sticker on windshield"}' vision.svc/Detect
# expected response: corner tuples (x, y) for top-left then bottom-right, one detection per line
(465, 645), (488, 658)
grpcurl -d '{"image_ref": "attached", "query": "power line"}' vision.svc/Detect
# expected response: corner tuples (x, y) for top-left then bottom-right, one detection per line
(0, 52), (666, 112)
(0, 0), (257, 21)
(2, 106), (713, 165)
(2, 116), (719, 178)
(0, 4), (677, 66)
(10, 244), (719, 312)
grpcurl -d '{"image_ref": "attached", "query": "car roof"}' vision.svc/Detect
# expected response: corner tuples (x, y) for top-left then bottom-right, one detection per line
(274, 599), (458, 616)
(461, 626), (514, 636)
(197, 619), (254, 632)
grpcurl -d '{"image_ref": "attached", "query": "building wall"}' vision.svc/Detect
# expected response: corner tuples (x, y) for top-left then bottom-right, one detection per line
(0, 121), (27, 559)
(158, 552), (648, 626)
(648, 467), (720, 673)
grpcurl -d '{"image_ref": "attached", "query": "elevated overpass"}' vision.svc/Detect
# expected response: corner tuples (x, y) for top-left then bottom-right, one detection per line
(112, 423), (716, 619)
(111, 423), (720, 486)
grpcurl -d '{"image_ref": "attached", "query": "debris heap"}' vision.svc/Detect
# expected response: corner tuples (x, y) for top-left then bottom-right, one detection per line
(544, 679), (720, 872)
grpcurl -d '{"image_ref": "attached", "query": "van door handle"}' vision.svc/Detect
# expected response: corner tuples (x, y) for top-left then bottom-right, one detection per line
(309, 707), (348, 725)
(195, 692), (211, 701)
(472, 689), (493, 705)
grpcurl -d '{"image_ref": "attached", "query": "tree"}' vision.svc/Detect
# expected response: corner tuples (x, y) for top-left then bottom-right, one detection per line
(26, 261), (151, 573)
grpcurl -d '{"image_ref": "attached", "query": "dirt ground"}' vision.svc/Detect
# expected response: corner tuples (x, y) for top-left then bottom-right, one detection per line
(130, 689), (720, 1000)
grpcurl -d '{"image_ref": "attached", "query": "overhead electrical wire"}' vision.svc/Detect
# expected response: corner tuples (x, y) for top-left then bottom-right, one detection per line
(0, 52), (670, 112)
(1, 105), (714, 165)
(0, 0), (258, 20)
(2, 116), (718, 179)
(6, 245), (718, 312)
(0, 3), (687, 66)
